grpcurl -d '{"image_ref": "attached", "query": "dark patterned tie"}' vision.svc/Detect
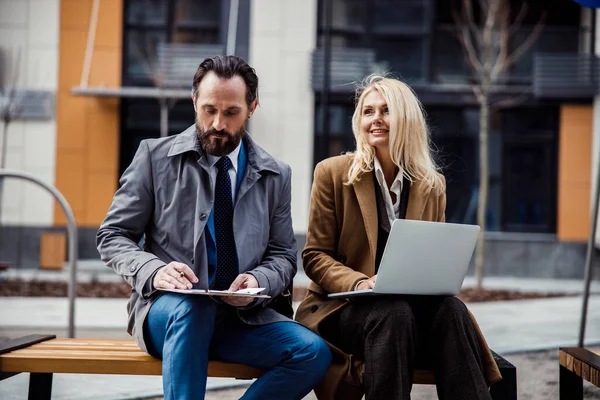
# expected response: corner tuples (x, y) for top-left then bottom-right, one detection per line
(213, 156), (239, 290)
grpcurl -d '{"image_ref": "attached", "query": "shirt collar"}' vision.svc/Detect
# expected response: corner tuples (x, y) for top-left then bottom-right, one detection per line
(373, 156), (403, 192)
(206, 141), (242, 173)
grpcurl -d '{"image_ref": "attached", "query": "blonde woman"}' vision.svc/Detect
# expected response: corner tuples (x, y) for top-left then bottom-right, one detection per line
(295, 75), (501, 400)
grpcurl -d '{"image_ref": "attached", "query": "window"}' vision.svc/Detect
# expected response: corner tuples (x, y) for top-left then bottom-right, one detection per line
(432, 0), (582, 84)
(373, 0), (428, 32)
(427, 106), (558, 233)
(431, 28), (470, 83)
(123, 0), (222, 85)
(120, 0), (250, 177)
(373, 37), (426, 82)
(316, 0), (432, 84)
(314, 101), (356, 163)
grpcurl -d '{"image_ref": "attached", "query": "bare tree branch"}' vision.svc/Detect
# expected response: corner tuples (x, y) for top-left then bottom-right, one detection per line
(130, 42), (156, 82)
(508, 3), (529, 36)
(503, 12), (547, 69)
(472, 84), (485, 104)
(490, 92), (530, 111)
(453, 1), (484, 75)
(453, 0), (483, 50)
(490, 1), (510, 80)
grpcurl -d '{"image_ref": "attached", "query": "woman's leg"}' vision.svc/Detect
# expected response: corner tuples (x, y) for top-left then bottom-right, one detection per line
(425, 296), (492, 400)
(320, 298), (417, 400)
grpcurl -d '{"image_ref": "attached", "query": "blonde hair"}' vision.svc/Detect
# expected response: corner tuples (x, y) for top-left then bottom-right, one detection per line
(346, 74), (443, 192)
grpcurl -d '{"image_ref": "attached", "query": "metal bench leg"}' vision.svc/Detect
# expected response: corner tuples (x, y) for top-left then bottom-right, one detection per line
(560, 365), (583, 400)
(29, 372), (53, 400)
(490, 351), (517, 400)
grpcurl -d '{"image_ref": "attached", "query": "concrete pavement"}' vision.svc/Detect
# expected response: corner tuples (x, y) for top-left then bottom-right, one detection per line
(1, 276), (600, 399)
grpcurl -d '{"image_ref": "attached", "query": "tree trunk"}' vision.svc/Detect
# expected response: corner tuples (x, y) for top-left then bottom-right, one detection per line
(160, 100), (169, 138)
(0, 121), (9, 224)
(475, 92), (490, 288)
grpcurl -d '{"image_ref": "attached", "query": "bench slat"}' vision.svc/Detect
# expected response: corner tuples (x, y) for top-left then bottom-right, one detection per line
(33, 343), (142, 351)
(0, 339), (264, 379)
(2, 351), (155, 359)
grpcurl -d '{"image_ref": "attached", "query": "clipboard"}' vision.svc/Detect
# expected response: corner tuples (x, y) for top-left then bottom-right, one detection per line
(159, 287), (271, 298)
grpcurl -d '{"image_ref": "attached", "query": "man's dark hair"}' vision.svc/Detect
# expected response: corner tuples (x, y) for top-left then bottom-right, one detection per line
(192, 55), (259, 107)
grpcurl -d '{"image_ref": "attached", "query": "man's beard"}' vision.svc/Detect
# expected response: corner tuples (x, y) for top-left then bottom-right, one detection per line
(196, 122), (246, 156)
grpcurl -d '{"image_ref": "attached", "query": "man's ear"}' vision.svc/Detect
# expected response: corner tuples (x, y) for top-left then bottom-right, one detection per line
(191, 95), (196, 112)
(248, 99), (258, 118)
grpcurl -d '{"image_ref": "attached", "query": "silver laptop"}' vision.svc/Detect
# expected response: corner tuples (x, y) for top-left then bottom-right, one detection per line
(328, 220), (480, 298)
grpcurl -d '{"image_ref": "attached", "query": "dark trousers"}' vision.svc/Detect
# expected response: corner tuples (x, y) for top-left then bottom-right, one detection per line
(320, 296), (492, 400)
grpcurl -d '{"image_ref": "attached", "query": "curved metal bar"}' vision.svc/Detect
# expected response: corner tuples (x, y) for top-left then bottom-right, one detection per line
(0, 169), (78, 338)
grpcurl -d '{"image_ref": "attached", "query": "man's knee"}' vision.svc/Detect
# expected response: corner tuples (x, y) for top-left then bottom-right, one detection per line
(292, 330), (332, 374)
(154, 293), (215, 325)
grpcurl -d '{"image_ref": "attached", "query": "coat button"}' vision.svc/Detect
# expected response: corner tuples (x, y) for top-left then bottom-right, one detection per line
(339, 254), (347, 264)
(310, 305), (318, 313)
(199, 213), (207, 221)
(130, 266), (136, 272)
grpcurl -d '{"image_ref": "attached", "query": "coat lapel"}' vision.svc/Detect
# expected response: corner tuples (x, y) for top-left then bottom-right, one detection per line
(352, 172), (378, 267)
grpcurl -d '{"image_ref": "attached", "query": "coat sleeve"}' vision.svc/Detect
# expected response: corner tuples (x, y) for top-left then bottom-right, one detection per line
(96, 141), (166, 299)
(302, 162), (369, 294)
(246, 164), (297, 306)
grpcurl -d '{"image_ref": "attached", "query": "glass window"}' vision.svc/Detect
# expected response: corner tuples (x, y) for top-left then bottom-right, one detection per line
(510, 27), (580, 81)
(315, 103), (355, 135)
(509, 0), (580, 27)
(126, 0), (168, 26)
(432, 28), (470, 84)
(373, 38), (426, 82)
(318, 34), (369, 48)
(373, 0), (427, 32)
(125, 30), (167, 79)
(320, 0), (366, 32)
(502, 142), (555, 232)
(503, 107), (559, 135)
(174, 0), (220, 28)
(428, 106), (558, 233)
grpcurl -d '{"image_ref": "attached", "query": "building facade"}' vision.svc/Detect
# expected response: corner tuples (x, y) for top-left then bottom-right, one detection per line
(0, 0), (598, 278)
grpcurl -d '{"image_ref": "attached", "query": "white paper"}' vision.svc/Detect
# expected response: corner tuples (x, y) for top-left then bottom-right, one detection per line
(159, 287), (270, 298)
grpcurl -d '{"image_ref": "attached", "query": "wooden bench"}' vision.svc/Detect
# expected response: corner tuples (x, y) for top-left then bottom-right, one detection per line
(0, 335), (516, 399)
(559, 347), (600, 399)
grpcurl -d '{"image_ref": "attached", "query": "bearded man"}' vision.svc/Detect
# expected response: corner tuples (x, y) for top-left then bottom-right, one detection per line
(97, 55), (331, 400)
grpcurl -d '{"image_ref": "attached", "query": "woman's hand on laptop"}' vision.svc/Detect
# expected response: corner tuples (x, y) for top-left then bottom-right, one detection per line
(355, 275), (377, 291)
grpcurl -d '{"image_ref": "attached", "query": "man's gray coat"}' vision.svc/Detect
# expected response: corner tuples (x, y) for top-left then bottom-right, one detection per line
(96, 126), (297, 352)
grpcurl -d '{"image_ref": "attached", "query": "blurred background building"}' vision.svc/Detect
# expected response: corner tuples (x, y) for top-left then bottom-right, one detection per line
(0, 0), (599, 279)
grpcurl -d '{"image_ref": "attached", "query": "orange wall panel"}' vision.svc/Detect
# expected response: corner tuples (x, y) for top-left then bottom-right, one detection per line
(83, 173), (117, 227)
(89, 49), (121, 87)
(557, 105), (593, 241)
(95, 0), (123, 49)
(87, 99), (119, 175)
(58, 30), (88, 90)
(54, 152), (87, 224)
(55, 0), (123, 227)
(56, 94), (88, 151)
(61, 0), (94, 31)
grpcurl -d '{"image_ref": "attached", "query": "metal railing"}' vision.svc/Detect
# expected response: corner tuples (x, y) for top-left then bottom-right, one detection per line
(0, 169), (78, 338)
(533, 53), (600, 98)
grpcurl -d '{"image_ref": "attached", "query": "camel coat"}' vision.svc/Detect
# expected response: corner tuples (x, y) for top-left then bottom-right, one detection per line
(295, 154), (502, 400)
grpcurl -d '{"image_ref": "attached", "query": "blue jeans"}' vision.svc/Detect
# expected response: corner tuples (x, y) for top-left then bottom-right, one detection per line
(144, 293), (331, 400)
